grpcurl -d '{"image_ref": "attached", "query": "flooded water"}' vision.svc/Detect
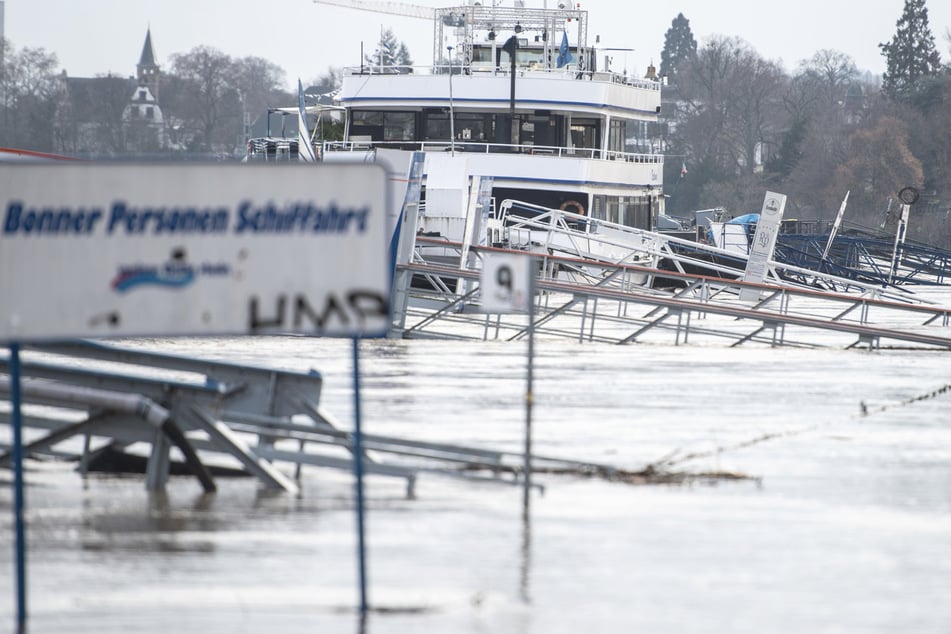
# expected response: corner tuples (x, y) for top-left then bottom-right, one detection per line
(3, 332), (951, 633)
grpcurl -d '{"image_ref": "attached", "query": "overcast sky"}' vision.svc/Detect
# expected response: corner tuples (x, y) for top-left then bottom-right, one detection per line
(6, 0), (951, 91)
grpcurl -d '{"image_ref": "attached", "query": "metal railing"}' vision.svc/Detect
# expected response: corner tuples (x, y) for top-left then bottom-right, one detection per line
(343, 63), (662, 91)
(323, 139), (663, 164)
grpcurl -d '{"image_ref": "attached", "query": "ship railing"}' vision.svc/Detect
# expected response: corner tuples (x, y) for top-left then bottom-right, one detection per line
(322, 139), (662, 164)
(342, 64), (662, 90)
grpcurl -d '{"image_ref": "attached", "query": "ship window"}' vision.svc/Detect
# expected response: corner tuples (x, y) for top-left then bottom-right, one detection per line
(455, 113), (490, 141)
(384, 112), (415, 141)
(472, 48), (493, 63)
(591, 195), (605, 221)
(423, 111), (450, 141)
(605, 197), (620, 224)
(609, 120), (626, 154)
(353, 111), (384, 126)
(498, 46), (546, 68)
(624, 196), (651, 230)
(569, 119), (599, 151)
(353, 110), (415, 142)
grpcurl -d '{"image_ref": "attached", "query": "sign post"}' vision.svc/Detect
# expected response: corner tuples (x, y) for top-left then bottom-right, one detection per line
(9, 343), (26, 633)
(739, 191), (787, 302)
(0, 162), (391, 628)
(480, 253), (534, 510)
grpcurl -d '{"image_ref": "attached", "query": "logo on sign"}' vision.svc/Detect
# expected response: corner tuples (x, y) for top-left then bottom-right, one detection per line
(111, 248), (230, 293)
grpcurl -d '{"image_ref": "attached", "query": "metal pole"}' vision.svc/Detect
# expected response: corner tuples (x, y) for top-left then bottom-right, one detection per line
(821, 190), (849, 263)
(509, 37), (517, 146)
(10, 343), (27, 633)
(523, 258), (535, 511)
(351, 337), (368, 616)
(447, 45), (455, 156)
(888, 204), (909, 285)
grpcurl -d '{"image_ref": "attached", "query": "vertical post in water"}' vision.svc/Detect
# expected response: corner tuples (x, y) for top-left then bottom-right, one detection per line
(352, 337), (368, 617)
(10, 343), (27, 632)
(523, 258), (535, 512)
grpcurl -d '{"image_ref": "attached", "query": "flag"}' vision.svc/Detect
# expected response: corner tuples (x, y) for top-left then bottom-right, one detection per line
(498, 35), (519, 70)
(680, 160), (688, 178)
(502, 35), (519, 59)
(556, 30), (573, 68)
(297, 79), (317, 162)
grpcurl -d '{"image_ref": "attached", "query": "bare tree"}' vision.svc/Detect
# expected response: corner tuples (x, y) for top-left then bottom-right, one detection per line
(771, 51), (861, 215)
(726, 49), (786, 176)
(796, 49), (858, 111)
(231, 56), (287, 120)
(826, 115), (924, 225)
(1, 40), (61, 150)
(675, 37), (785, 184)
(169, 46), (234, 151)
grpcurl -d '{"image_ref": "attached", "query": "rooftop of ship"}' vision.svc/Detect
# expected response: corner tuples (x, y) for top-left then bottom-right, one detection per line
(336, 1), (663, 120)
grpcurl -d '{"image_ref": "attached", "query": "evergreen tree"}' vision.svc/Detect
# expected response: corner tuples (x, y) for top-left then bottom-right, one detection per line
(659, 13), (697, 83)
(879, 0), (942, 100)
(396, 43), (414, 72)
(366, 28), (413, 74)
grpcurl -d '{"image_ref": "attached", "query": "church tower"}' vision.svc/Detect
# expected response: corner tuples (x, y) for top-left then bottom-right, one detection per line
(137, 28), (160, 101)
(125, 28), (165, 151)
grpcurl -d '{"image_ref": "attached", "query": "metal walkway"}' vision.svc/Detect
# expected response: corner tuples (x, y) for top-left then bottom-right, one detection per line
(0, 341), (601, 494)
(777, 233), (951, 286)
(386, 198), (951, 349)
(393, 241), (951, 350)
(489, 201), (938, 300)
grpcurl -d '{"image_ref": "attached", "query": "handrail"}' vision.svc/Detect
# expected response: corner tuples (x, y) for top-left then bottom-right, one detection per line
(342, 64), (662, 90)
(322, 139), (662, 164)
(494, 200), (934, 305)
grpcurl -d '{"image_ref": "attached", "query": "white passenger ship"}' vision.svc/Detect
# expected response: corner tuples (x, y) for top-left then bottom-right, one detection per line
(321, 1), (665, 242)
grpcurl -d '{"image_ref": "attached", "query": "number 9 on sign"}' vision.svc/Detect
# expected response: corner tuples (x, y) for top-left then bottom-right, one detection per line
(480, 253), (530, 314)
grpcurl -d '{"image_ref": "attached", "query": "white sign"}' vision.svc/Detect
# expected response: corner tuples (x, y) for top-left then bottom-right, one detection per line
(0, 163), (391, 340)
(739, 191), (787, 302)
(480, 253), (530, 313)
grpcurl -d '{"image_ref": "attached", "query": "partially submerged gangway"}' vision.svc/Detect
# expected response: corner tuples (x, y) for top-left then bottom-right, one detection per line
(390, 198), (951, 348)
(777, 233), (951, 286)
(394, 239), (951, 350)
(0, 341), (596, 495)
(488, 201), (944, 297)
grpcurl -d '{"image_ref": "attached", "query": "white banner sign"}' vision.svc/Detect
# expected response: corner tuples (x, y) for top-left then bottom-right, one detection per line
(480, 253), (530, 314)
(739, 191), (787, 302)
(0, 163), (390, 340)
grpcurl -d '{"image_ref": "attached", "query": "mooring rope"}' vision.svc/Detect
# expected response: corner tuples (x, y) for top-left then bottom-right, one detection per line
(656, 383), (951, 468)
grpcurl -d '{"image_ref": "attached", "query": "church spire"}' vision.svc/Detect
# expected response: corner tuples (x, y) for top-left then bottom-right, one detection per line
(136, 28), (160, 101)
(139, 28), (157, 68)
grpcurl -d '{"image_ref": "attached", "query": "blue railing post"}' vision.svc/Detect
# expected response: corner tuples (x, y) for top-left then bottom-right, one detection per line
(10, 343), (28, 632)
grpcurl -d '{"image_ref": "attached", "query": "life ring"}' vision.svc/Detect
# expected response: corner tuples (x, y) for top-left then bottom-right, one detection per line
(559, 199), (586, 215)
(897, 186), (919, 205)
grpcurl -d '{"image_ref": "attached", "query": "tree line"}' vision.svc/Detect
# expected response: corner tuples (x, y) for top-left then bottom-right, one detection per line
(659, 0), (951, 247)
(0, 39), (343, 157)
(0, 28), (410, 158)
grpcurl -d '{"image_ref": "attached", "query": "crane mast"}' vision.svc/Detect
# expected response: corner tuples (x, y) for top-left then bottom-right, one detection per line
(312, 0), (436, 20)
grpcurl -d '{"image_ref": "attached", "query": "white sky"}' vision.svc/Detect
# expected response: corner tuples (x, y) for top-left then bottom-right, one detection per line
(6, 0), (951, 91)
